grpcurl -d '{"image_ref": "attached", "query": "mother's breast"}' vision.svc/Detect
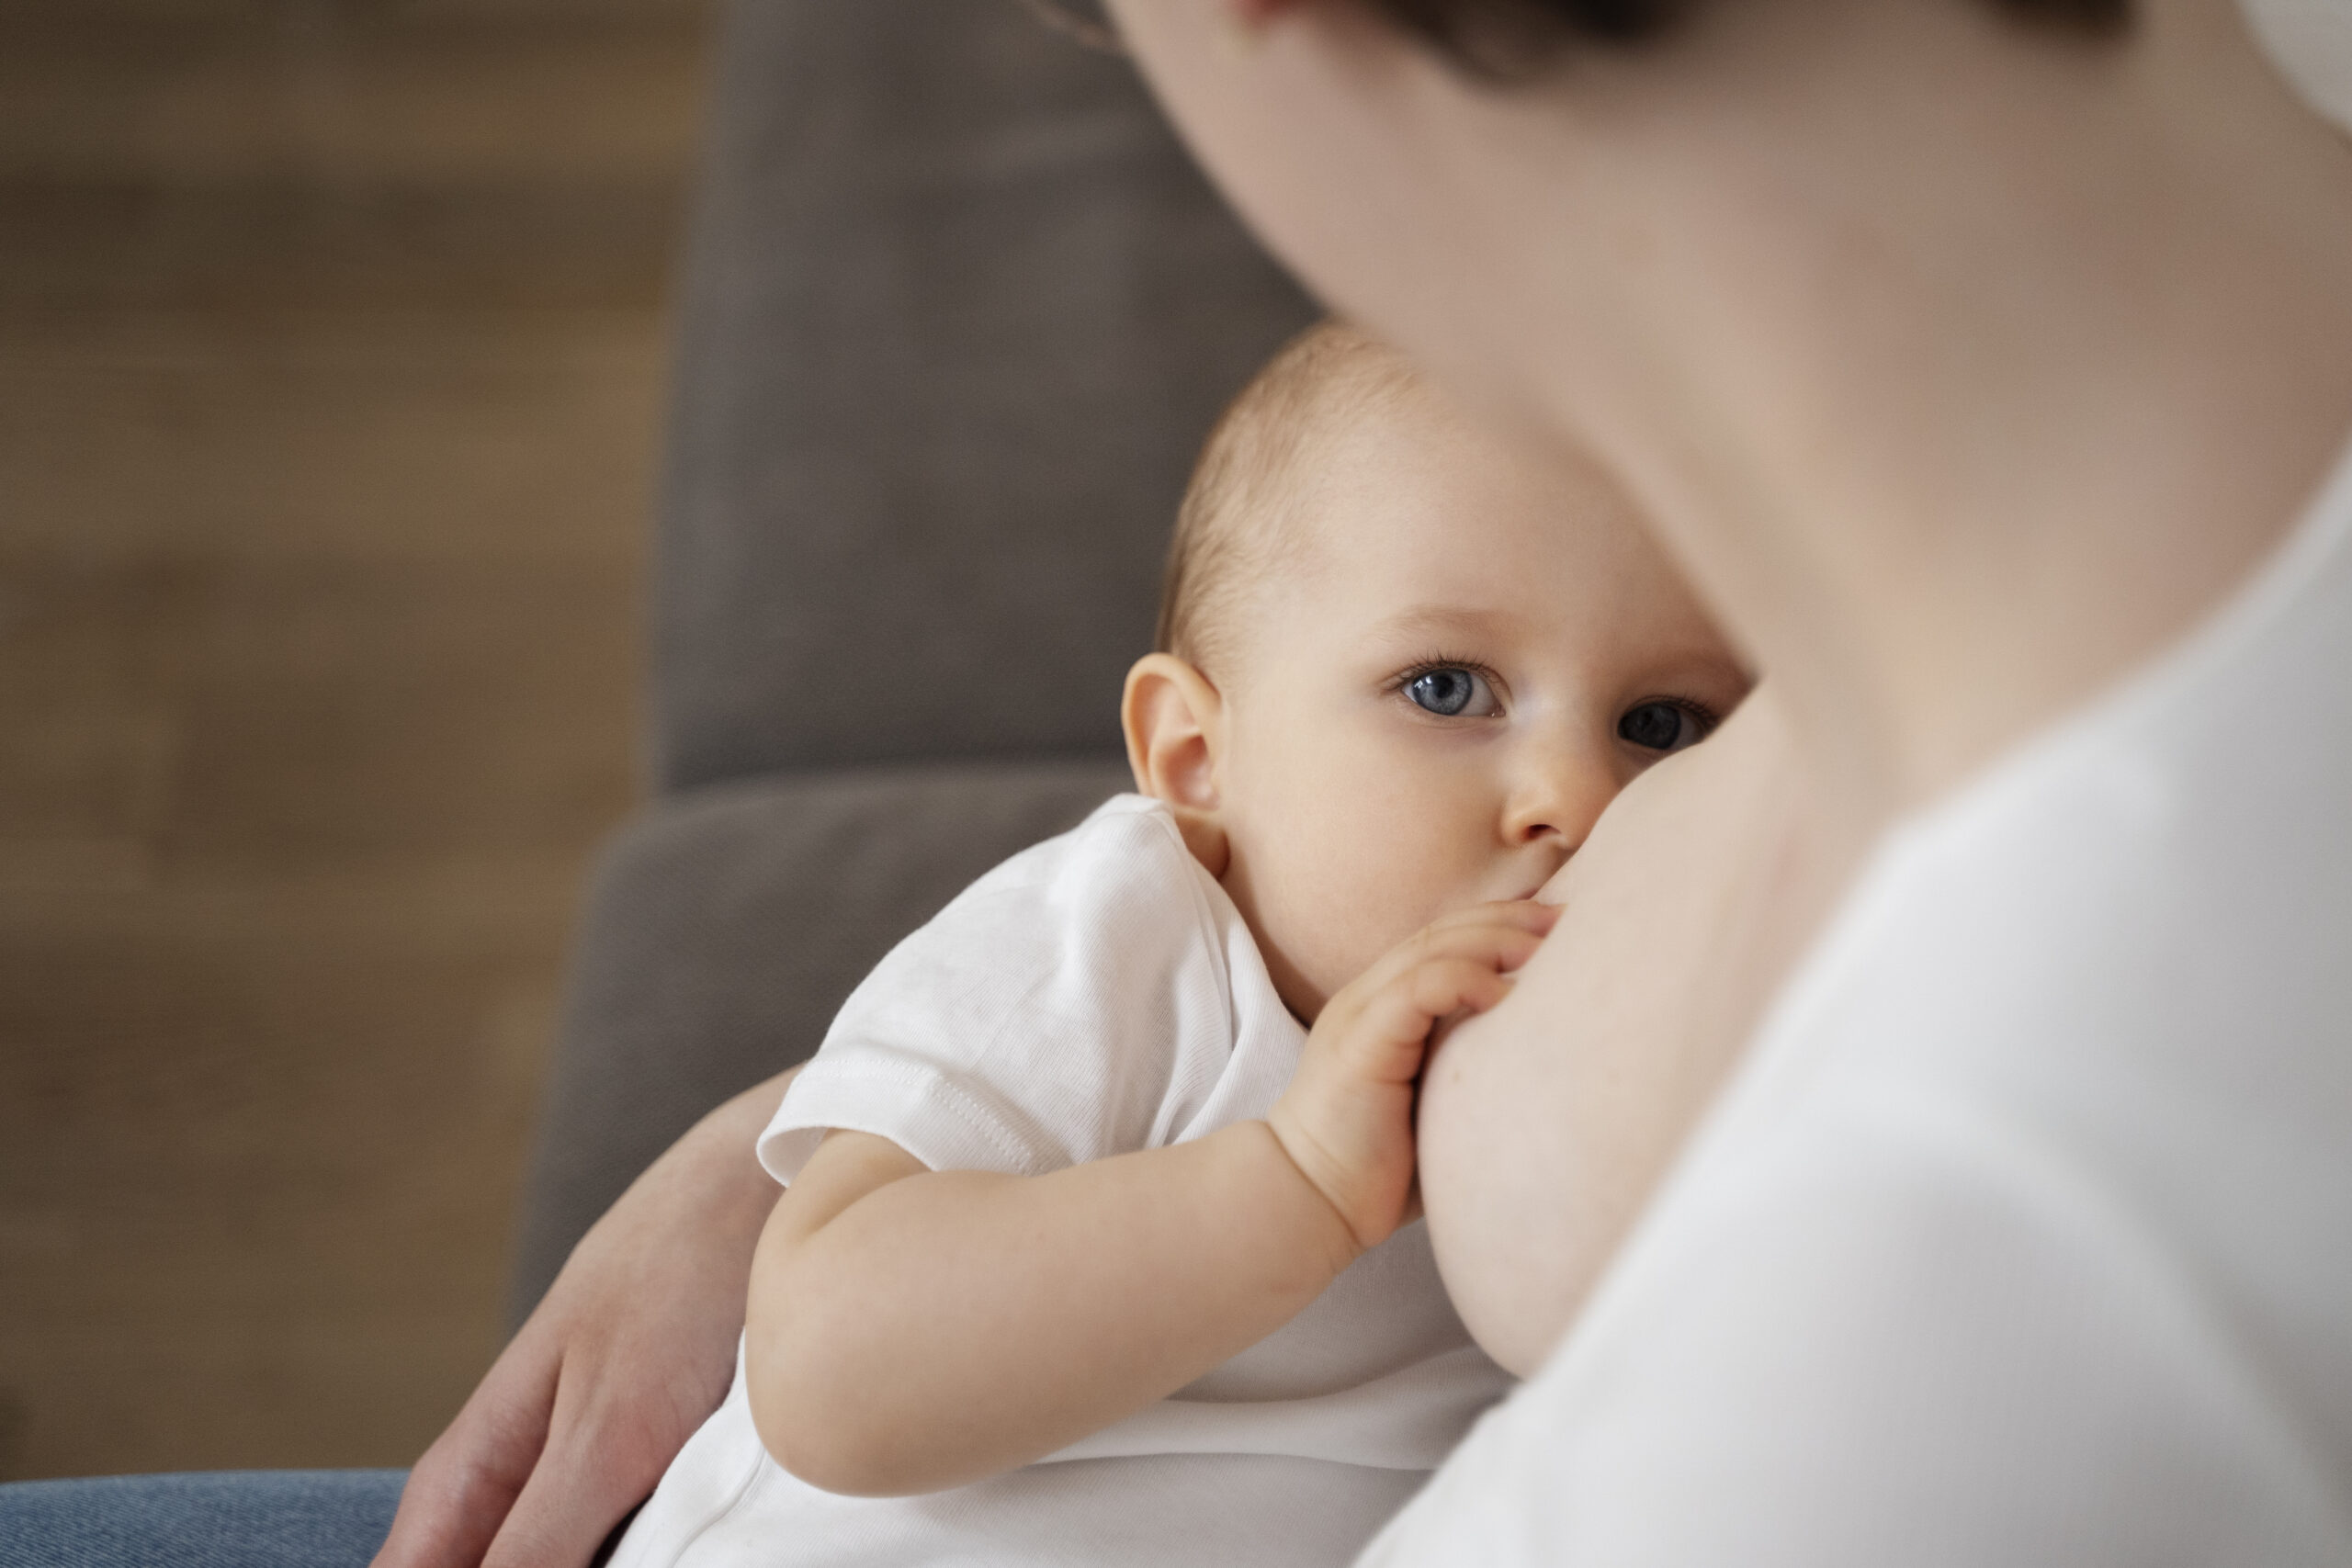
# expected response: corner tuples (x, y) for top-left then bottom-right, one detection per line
(1416, 688), (1850, 1375)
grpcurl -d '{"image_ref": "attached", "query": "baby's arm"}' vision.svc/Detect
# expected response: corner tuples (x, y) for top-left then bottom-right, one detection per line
(743, 898), (1557, 1497)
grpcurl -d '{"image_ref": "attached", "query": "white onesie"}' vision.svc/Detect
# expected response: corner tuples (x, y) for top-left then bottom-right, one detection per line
(613, 793), (1511, 1568)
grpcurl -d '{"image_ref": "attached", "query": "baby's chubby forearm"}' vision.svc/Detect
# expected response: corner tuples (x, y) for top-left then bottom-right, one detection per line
(742, 1118), (1361, 1497)
(746, 897), (1553, 1499)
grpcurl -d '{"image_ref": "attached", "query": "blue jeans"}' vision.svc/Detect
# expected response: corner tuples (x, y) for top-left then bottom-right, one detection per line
(0, 1470), (402, 1568)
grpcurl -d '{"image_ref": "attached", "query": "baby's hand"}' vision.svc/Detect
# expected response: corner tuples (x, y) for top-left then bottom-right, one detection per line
(1266, 901), (1560, 1254)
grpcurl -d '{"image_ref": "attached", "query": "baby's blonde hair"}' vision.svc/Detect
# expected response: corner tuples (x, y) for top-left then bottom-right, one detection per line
(1156, 321), (1425, 676)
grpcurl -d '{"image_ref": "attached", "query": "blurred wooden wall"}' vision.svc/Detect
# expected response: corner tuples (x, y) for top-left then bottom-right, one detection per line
(0, 0), (712, 1479)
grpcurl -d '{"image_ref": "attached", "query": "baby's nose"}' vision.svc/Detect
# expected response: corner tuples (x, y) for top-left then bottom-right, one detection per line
(1502, 739), (1623, 853)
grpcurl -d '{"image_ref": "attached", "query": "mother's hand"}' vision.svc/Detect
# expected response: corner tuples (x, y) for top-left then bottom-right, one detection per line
(1416, 690), (1855, 1374)
(372, 1071), (797, 1568)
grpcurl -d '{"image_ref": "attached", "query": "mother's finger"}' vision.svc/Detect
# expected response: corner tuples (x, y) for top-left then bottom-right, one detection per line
(371, 1331), (559, 1568)
(479, 1358), (670, 1568)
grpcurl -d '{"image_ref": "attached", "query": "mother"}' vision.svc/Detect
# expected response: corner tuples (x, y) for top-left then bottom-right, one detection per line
(375, 0), (2350, 1562)
(1104, 0), (2352, 1559)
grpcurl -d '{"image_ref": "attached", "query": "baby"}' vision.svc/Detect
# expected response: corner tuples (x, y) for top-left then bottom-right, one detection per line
(612, 322), (1748, 1568)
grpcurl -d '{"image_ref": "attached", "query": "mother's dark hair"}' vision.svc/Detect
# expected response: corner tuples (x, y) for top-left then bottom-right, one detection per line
(1369, 0), (2131, 75)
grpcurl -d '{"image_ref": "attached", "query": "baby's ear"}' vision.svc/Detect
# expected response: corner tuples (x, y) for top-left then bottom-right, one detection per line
(1122, 653), (1230, 871)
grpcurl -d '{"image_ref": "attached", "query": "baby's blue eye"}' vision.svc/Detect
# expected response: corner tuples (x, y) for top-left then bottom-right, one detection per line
(1405, 668), (1496, 718)
(1618, 699), (1711, 753)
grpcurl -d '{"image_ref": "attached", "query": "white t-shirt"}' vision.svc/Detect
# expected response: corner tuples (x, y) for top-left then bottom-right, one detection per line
(1359, 443), (2352, 1564)
(615, 794), (1511, 1568)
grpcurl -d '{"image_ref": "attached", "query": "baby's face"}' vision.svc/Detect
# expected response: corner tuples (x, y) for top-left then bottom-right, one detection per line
(1213, 389), (1749, 1022)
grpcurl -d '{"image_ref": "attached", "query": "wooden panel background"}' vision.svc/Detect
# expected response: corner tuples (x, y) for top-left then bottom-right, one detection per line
(0, 0), (712, 1479)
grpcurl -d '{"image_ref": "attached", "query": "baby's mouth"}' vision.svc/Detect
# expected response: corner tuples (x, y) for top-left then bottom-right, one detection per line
(1520, 859), (1575, 907)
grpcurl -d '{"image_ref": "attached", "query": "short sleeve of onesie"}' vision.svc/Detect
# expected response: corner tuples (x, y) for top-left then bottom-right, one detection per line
(760, 795), (1288, 1184)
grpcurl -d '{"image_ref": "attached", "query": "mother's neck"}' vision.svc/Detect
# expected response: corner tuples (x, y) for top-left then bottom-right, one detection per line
(1523, 0), (2352, 824)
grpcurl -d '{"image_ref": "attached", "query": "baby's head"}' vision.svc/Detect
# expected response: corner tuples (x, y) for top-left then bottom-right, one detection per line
(1124, 321), (1748, 1021)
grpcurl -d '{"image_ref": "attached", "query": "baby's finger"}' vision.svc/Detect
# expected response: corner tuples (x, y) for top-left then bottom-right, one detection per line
(1471, 897), (1564, 927)
(1417, 899), (1562, 942)
(1312, 958), (1510, 1087)
(1401, 919), (1551, 979)
(1385, 902), (1556, 976)
(1318, 901), (1559, 1032)
(1406, 956), (1517, 1022)
(1352, 957), (1516, 1057)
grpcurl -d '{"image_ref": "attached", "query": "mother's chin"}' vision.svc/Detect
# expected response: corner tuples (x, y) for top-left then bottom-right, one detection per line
(1417, 688), (1849, 1376)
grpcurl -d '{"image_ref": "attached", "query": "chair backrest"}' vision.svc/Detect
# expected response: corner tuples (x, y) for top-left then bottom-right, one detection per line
(508, 1), (1316, 1321)
(654, 0), (1317, 790)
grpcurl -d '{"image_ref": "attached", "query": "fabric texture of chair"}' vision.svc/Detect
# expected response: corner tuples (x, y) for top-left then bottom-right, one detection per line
(509, 0), (1316, 1321)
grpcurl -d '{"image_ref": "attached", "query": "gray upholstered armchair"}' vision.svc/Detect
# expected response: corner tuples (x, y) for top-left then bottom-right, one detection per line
(508, 0), (1316, 1319)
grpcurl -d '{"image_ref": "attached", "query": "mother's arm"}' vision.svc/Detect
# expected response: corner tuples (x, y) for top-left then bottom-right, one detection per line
(372, 1068), (797, 1568)
(1417, 690), (1859, 1374)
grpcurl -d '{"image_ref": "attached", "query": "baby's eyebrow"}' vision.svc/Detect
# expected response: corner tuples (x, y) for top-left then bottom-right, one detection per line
(1364, 604), (1516, 645)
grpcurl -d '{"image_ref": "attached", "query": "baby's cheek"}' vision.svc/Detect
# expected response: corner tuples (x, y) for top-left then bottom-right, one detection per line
(1277, 848), (1407, 1000)
(1317, 854), (1457, 991)
(1250, 774), (1469, 996)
